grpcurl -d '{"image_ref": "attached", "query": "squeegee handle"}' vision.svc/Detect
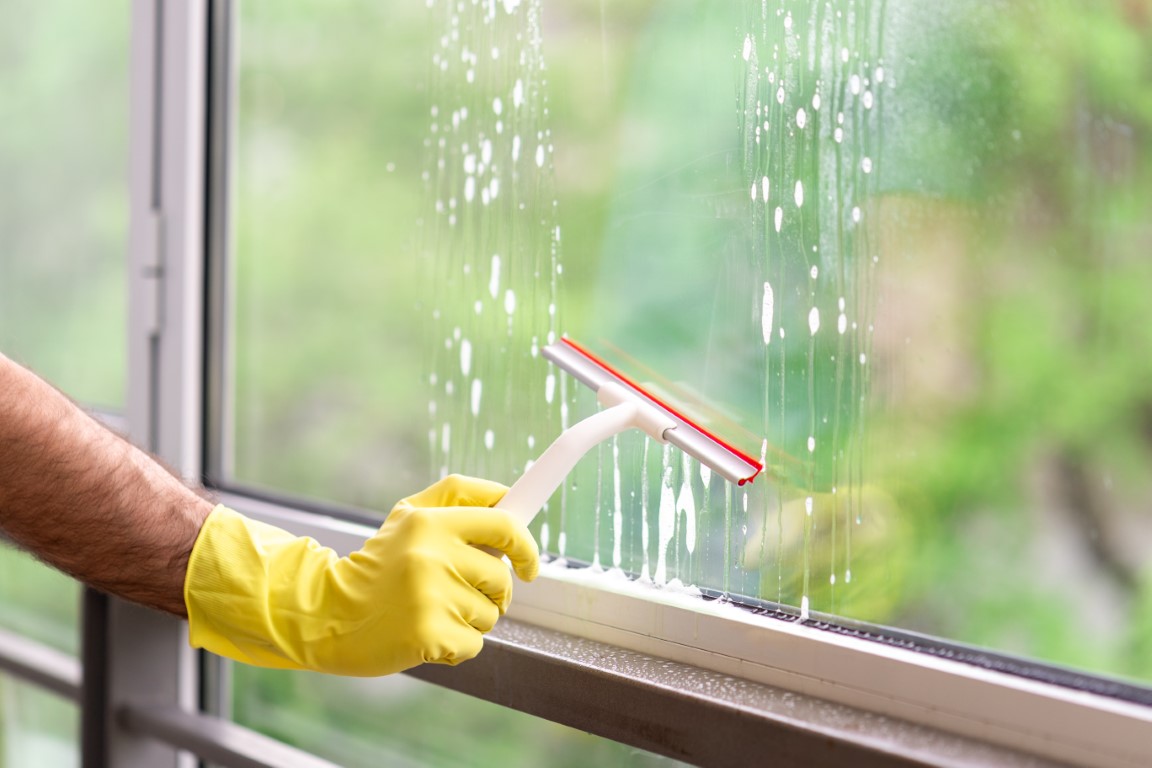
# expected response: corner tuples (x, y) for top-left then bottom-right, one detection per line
(495, 381), (676, 530)
(497, 401), (642, 527)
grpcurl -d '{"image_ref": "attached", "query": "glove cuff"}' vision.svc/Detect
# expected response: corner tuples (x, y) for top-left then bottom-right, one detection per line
(184, 505), (318, 670)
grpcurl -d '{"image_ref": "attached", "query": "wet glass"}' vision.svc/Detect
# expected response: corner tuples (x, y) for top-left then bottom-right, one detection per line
(0, 1), (129, 409)
(227, 0), (1152, 688)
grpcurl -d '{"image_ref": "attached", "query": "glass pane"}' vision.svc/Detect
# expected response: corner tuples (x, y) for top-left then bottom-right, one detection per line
(0, 0), (129, 408)
(0, 545), (79, 658)
(233, 666), (685, 767)
(228, 0), (441, 507)
(225, 0), (1152, 688)
(0, 674), (79, 768)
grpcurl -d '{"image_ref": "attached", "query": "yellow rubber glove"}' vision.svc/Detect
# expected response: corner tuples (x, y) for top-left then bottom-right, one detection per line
(184, 475), (539, 677)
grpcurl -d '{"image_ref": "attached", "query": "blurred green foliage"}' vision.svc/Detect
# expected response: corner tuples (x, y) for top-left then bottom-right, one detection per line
(5, 0), (1152, 763)
(0, 0), (128, 407)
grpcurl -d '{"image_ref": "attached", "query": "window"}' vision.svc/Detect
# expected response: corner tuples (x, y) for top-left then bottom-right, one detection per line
(221, 0), (1152, 685)
(1, 1), (1150, 767)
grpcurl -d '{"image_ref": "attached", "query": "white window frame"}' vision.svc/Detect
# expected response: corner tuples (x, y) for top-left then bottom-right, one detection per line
(1, 2), (1149, 767)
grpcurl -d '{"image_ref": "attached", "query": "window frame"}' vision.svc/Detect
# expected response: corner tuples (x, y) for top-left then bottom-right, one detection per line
(193, 2), (1152, 766)
(0, 1), (1149, 767)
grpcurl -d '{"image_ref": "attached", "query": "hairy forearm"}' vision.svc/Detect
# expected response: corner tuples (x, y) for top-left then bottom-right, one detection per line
(0, 353), (211, 617)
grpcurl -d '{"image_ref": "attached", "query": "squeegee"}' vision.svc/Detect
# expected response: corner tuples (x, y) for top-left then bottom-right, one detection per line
(497, 337), (763, 527)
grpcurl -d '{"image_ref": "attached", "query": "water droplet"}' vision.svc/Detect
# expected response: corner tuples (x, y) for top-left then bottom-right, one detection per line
(808, 307), (820, 335)
(812, 92), (821, 111)
(851, 206), (862, 223)
(863, 90), (874, 109)
(470, 379), (483, 416)
(761, 282), (775, 345)
(460, 339), (472, 375)
(504, 289), (516, 314)
(874, 65), (885, 83)
(774, 206), (784, 232)
(492, 97), (503, 115)
(838, 313), (848, 335)
(849, 74), (861, 94)
(800, 595), (810, 621)
(810, 265), (819, 280)
(742, 34), (753, 62)
(487, 255), (501, 300)
(794, 180), (804, 207)
(464, 176), (476, 202)
(677, 456), (697, 554)
(859, 353), (868, 365)
(761, 176), (770, 201)
(484, 429), (495, 450)
(512, 78), (525, 108)
(535, 144), (545, 167)
(796, 107), (807, 129)
(545, 373), (556, 403)
(861, 156), (872, 174)
(511, 135), (521, 162)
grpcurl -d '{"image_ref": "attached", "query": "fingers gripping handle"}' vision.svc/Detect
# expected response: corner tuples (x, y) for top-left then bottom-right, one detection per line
(498, 383), (677, 527)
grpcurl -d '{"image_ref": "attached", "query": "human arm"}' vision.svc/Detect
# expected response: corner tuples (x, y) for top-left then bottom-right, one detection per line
(0, 352), (539, 676)
(0, 351), (212, 616)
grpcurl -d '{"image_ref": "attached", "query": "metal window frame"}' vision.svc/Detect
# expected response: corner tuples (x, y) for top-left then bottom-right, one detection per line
(0, 1), (1147, 767)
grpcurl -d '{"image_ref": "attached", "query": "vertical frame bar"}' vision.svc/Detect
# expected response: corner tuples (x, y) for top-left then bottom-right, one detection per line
(202, 0), (238, 723)
(203, 0), (236, 487)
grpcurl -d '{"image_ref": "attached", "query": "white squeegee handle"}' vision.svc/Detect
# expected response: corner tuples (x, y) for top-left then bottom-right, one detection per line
(496, 381), (676, 527)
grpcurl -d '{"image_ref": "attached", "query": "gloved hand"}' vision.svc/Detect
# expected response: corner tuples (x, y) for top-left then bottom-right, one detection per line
(184, 475), (539, 677)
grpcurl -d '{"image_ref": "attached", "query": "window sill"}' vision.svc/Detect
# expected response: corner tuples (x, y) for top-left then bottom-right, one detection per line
(410, 617), (1060, 768)
(227, 492), (1150, 768)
